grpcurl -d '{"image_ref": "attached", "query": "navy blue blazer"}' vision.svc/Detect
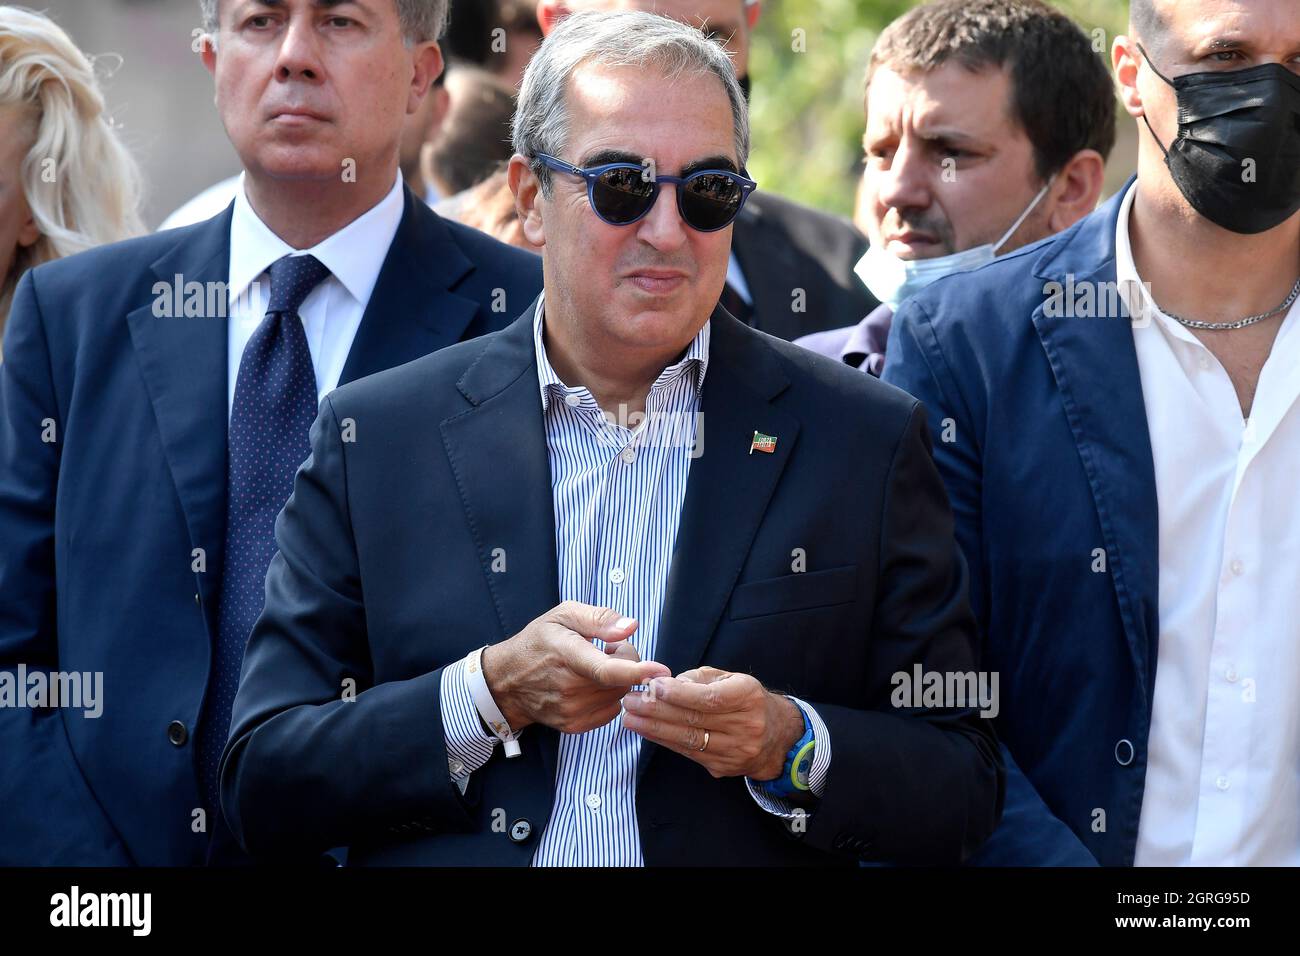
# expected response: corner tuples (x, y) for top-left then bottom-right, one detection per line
(883, 179), (1158, 866)
(0, 187), (543, 865)
(221, 301), (1004, 866)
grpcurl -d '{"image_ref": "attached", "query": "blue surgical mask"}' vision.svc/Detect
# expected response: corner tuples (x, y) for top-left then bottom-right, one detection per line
(856, 176), (1055, 310)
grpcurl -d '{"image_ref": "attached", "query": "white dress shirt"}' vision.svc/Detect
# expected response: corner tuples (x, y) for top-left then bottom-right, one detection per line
(1117, 182), (1300, 865)
(726, 251), (753, 306)
(439, 296), (831, 865)
(225, 170), (406, 416)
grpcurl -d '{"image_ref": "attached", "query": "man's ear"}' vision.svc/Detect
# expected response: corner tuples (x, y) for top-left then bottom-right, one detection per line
(1112, 34), (1144, 119)
(1046, 149), (1106, 233)
(508, 154), (546, 247)
(537, 0), (571, 38)
(408, 43), (445, 114)
(200, 30), (218, 77)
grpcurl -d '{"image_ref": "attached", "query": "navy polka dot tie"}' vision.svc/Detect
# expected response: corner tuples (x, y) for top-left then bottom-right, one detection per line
(198, 253), (332, 822)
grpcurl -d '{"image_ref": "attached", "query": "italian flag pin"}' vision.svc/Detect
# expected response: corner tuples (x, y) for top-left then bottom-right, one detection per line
(750, 430), (777, 454)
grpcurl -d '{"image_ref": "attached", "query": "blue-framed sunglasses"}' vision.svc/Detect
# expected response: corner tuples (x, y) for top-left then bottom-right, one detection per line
(533, 152), (757, 232)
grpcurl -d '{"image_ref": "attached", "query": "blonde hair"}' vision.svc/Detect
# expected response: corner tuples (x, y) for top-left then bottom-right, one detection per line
(0, 5), (144, 331)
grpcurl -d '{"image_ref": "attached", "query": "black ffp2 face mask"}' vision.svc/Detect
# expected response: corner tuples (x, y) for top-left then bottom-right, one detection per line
(1139, 45), (1300, 235)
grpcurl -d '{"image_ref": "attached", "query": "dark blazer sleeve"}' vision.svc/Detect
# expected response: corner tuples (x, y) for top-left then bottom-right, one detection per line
(883, 298), (1096, 866)
(965, 745), (1098, 866)
(0, 272), (133, 865)
(220, 395), (476, 858)
(799, 402), (1003, 864)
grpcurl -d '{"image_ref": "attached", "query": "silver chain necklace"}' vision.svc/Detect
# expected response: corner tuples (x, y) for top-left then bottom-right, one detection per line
(1158, 276), (1300, 331)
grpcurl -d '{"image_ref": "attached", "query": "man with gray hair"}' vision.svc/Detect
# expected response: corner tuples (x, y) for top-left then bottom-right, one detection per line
(536, 0), (878, 342)
(222, 10), (1001, 866)
(0, 0), (540, 865)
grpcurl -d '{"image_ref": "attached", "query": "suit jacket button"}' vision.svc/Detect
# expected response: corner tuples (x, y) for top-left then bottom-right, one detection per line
(509, 819), (532, 843)
(167, 720), (188, 746)
(1114, 739), (1135, 766)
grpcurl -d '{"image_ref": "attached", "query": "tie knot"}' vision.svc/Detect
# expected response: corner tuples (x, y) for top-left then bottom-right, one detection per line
(266, 254), (332, 316)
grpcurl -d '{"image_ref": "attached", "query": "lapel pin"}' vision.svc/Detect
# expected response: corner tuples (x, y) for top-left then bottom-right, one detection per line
(750, 430), (777, 455)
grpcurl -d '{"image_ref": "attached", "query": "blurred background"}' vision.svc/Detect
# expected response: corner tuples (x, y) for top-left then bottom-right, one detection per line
(29, 0), (1135, 228)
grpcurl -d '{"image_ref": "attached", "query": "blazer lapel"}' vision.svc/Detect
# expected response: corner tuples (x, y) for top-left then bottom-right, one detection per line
(1029, 179), (1160, 699)
(438, 299), (563, 785)
(126, 206), (234, 627)
(638, 309), (800, 784)
(340, 187), (481, 385)
(731, 200), (803, 339)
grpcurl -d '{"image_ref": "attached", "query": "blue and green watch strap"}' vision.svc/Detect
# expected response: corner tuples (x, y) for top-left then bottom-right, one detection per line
(761, 701), (815, 799)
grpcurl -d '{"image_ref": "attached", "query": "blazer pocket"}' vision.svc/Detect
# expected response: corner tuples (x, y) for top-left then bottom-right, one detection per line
(728, 564), (860, 621)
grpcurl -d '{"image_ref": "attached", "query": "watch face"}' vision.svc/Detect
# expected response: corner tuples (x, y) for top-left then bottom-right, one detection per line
(794, 759), (811, 789)
(792, 741), (815, 790)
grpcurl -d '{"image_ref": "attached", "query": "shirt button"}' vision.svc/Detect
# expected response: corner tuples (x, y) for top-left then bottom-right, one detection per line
(620, 447), (636, 464)
(1216, 775), (1230, 791)
(1230, 559), (1244, 576)
(585, 793), (602, 811)
(609, 567), (625, 585)
(448, 759), (465, 775)
(1225, 666), (1239, 683)
(564, 393), (580, 407)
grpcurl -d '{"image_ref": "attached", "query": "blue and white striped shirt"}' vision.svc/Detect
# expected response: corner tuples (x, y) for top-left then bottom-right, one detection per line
(439, 297), (830, 864)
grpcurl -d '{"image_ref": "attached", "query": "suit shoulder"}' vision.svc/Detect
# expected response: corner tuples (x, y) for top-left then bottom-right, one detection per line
(750, 323), (918, 423)
(26, 220), (213, 293)
(325, 324), (503, 416)
(440, 215), (541, 278)
(793, 324), (853, 359)
(895, 228), (1071, 345)
(748, 191), (863, 246)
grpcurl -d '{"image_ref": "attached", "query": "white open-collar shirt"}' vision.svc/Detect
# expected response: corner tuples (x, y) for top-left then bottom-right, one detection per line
(1119, 182), (1300, 866)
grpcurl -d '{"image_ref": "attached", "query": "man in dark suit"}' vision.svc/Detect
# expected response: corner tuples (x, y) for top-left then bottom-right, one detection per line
(798, 0), (1114, 378)
(0, 0), (541, 865)
(536, 0), (876, 340)
(883, 0), (1300, 865)
(221, 10), (1001, 866)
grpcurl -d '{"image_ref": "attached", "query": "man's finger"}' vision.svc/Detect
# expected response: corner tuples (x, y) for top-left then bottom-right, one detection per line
(567, 639), (668, 687)
(621, 712), (741, 772)
(675, 666), (729, 684)
(621, 687), (706, 728)
(605, 641), (642, 661)
(550, 601), (638, 645)
(648, 672), (751, 711)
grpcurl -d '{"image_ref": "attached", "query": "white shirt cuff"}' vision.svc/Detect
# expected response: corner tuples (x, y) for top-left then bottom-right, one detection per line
(440, 655), (500, 786)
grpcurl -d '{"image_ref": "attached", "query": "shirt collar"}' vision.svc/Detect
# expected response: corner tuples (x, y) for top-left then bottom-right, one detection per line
(1115, 179), (1210, 348)
(840, 303), (893, 368)
(228, 169), (406, 309)
(533, 293), (711, 413)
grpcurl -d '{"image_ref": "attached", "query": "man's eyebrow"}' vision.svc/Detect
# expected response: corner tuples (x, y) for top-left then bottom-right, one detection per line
(681, 155), (739, 175)
(575, 150), (739, 175)
(578, 149), (644, 168)
(919, 129), (985, 149)
(1202, 36), (1249, 53)
(245, 0), (367, 12)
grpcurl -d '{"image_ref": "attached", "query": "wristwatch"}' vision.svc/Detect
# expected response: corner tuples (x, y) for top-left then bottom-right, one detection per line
(760, 701), (815, 799)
